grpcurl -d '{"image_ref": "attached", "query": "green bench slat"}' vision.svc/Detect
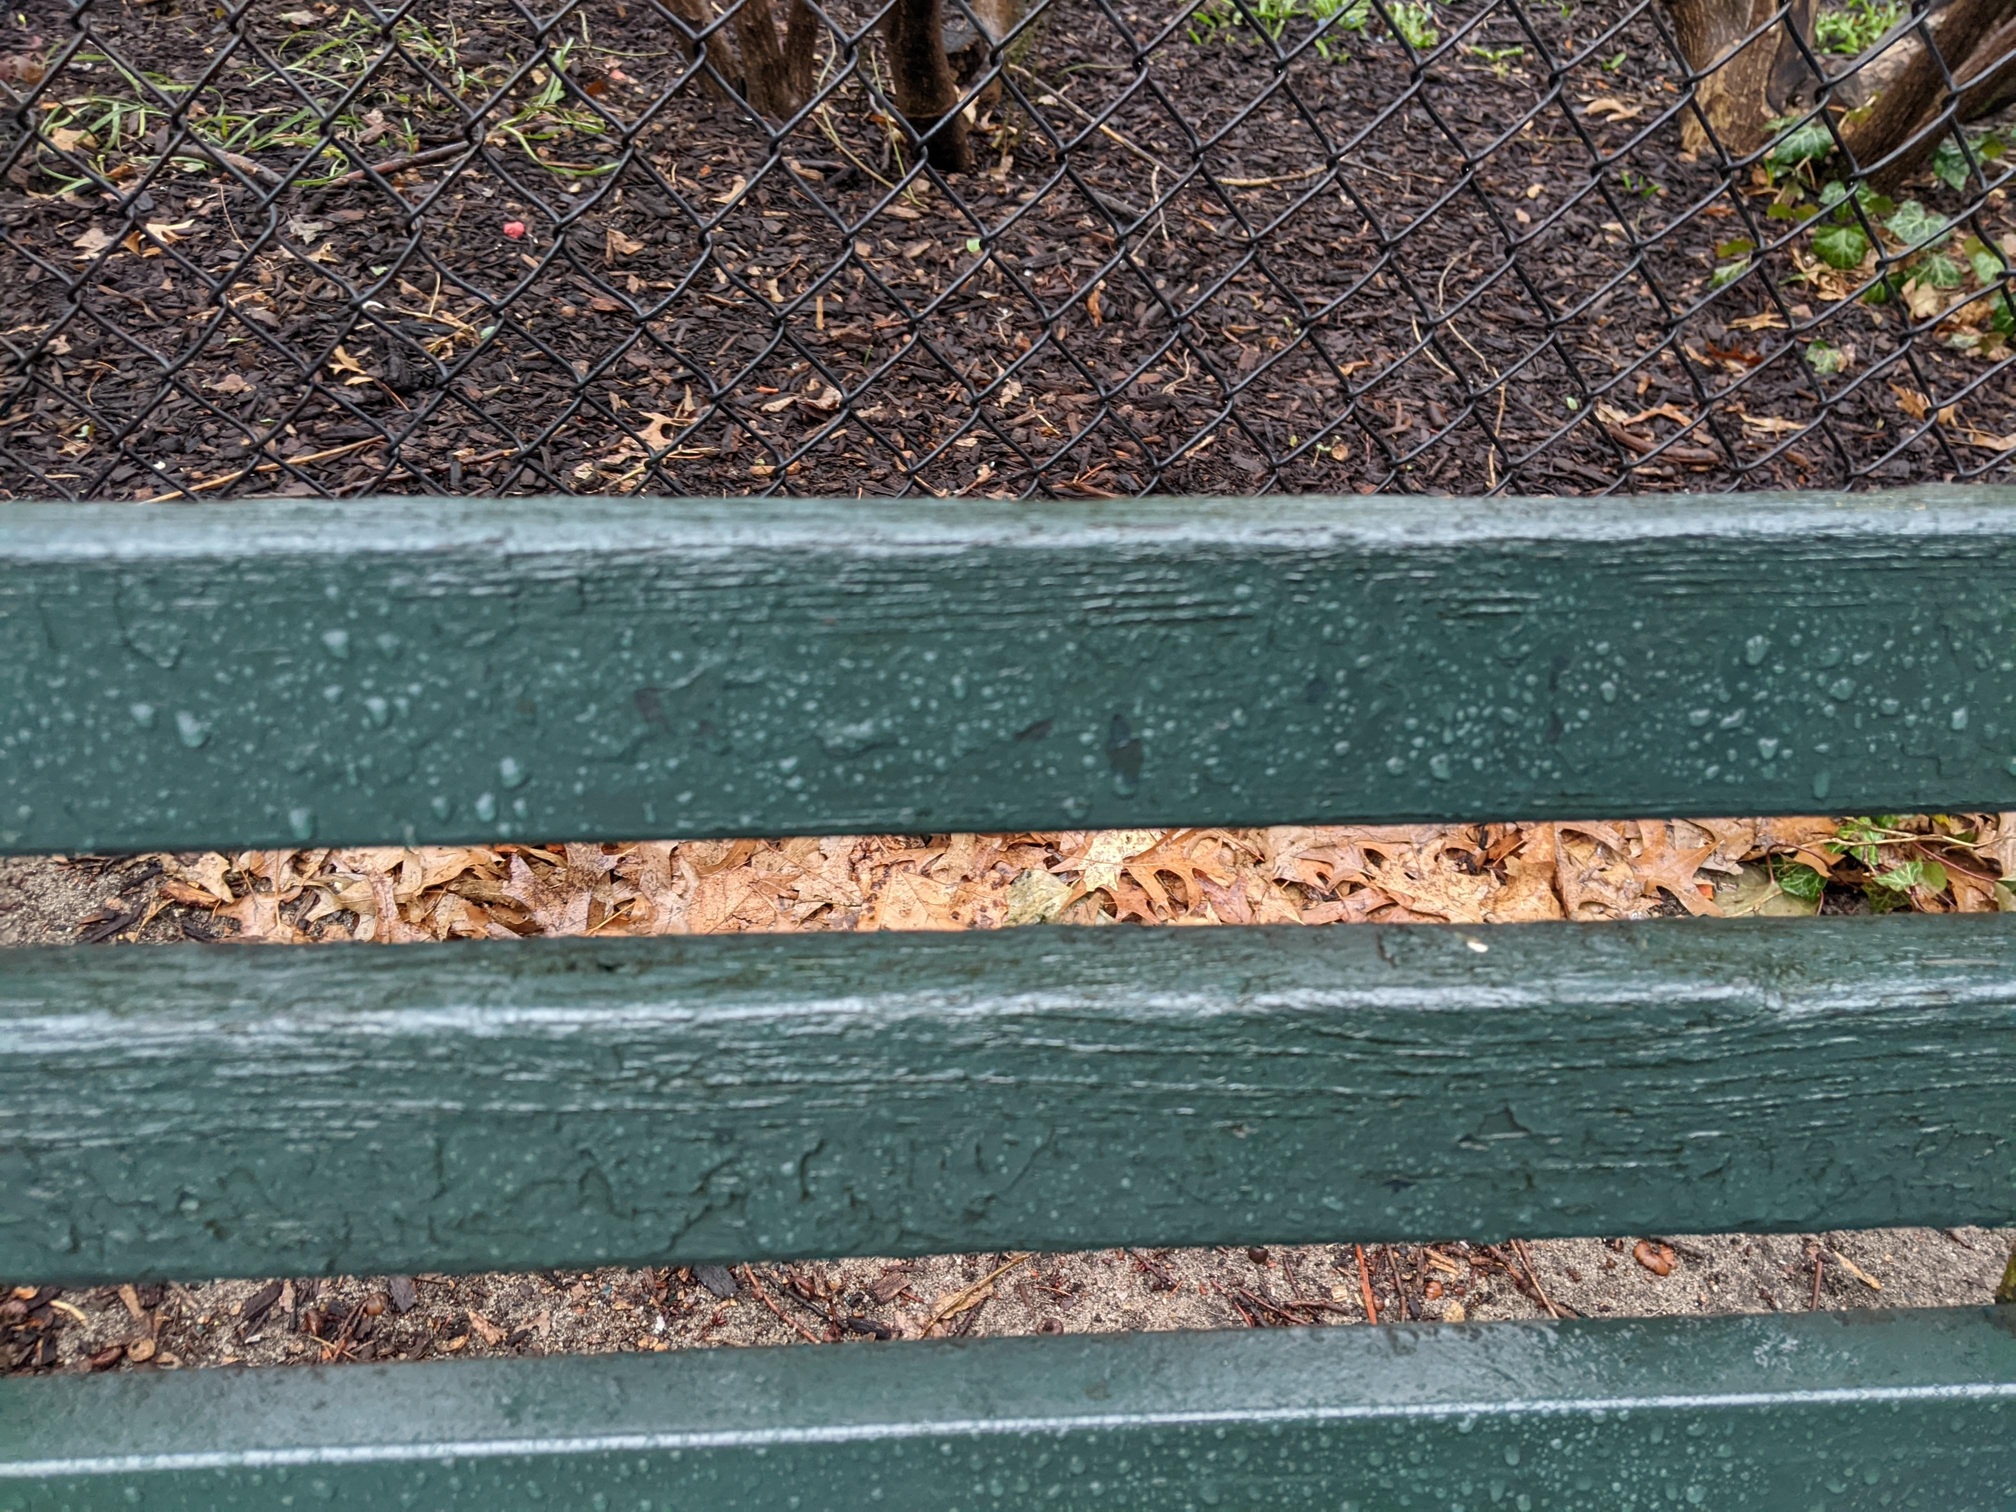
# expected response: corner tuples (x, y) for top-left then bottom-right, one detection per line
(6, 490), (2016, 853)
(4, 1308), (2012, 1510)
(5, 915), (2010, 1284)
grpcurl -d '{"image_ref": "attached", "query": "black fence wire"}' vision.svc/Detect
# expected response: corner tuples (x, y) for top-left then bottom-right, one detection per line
(2, 0), (2014, 500)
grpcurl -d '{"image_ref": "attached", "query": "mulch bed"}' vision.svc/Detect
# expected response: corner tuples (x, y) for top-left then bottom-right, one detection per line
(5, 0), (2013, 500)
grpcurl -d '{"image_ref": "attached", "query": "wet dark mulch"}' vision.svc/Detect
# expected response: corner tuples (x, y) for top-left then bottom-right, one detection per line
(3, 0), (2013, 500)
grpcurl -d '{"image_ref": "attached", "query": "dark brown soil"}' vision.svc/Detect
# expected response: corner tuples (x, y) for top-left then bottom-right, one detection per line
(6, 0), (2013, 500)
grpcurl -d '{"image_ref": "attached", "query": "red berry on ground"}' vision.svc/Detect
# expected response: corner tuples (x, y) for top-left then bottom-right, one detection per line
(502, 221), (526, 240)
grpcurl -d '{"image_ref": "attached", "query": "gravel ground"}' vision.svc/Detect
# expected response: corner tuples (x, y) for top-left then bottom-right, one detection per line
(8, 1227), (2011, 1376)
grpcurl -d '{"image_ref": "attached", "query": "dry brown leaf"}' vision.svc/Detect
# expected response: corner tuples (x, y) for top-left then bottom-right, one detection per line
(215, 890), (308, 944)
(369, 871), (431, 944)
(1673, 817), (1756, 874)
(1362, 829), (1497, 924)
(168, 852), (236, 904)
(866, 869), (958, 930)
(1053, 829), (1162, 896)
(1552, 822), (1644, 919)
(1633, 1241), (1677, 1277)
(617, 841), (691, 933)
(159, 878), (224, 908)
(1977, 814), (2016, 880)
(1628, 820), (1720, 916)
(685, 866), (784, 933)
(1004, 867), (1072, 924)
(1757, 815), (1841, 875)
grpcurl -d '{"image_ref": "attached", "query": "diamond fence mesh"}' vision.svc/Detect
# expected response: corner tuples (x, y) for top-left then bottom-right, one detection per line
(2, 0), (2013, 500)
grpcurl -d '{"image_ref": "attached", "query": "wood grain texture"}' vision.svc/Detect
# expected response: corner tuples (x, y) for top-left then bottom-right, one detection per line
(4, 1308), (2013, 1509)
(4, 915), (2010, 1283)
(6, 490), (2016, 852)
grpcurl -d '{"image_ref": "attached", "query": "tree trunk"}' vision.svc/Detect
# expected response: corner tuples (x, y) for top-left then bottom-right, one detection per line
(731, 0), (821, 120)
(1843, 0), (2016, 190)
(1661, 0), (2016, 184)
(1663, 0), (1816, 155)
(664, 0), (741, 102)
(886, 0), (974, 172)
(946, 0), (1027, 109)
(662, 0), (820, 119)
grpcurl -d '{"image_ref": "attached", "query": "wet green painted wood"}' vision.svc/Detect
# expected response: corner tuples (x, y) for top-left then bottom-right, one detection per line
(5, 915), (2011, 1284)
(3, 1308), (2013, 1510)
(7, 490), (2016, 853)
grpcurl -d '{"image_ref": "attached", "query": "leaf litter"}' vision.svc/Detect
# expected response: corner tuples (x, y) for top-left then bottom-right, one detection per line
(124, 812), (2016, 947)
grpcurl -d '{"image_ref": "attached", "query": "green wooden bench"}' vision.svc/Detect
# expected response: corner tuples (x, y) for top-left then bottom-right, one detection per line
(2, 491), (2013, 1509)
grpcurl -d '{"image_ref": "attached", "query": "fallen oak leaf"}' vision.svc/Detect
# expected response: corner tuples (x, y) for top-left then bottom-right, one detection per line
(1627, 820), (1721, 916)
(328, 345), (374, 386)
(215, 889), (308, 944)
(166, 851), (236, 904)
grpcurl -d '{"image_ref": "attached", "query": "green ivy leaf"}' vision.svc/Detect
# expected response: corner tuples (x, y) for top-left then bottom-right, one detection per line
(1931, 138), (1970, 191)
(1812, 223), (1869, 270)
(1771, 859), (1827, 900)
(1885, 200), (1946, 250)
(1768, 118), (1833, 170)
(1873, 858), (1947, 894)
(1918, 250), (1964, 289)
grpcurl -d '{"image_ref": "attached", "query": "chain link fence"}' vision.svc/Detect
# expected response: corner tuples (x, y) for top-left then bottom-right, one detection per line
(3, 0), (2013, 499)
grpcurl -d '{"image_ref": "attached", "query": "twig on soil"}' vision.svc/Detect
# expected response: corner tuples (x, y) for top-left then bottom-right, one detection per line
(924, 1252), (1034, 1330)
(1810, 1250), (1825, 1309)
(1215, 165), (1331, 188)
(739, 1265), (826, 1344)
(146, 437), (382, 501)
(324, 141), (480, 187)
(1006, 64), (1173, 177)
(1353, 1244), (1379, 1325)
(1510, 1238), (1563, 1320)
(165, 139), (284, 188)
(813, 106), (897, 190)
(1378, 1246), (1407, 1322)
(1826, 1249), (1883, 1292)
(1232, 1286), (1304, 1325)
